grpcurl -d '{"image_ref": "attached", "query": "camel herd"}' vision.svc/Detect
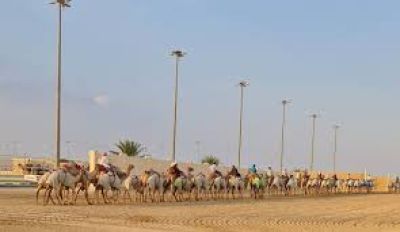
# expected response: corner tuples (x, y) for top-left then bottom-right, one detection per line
(35, 164), (376, 206)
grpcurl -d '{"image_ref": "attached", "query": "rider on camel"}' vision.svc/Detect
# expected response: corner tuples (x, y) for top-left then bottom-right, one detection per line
(318, 172), (324, 180)
(98, 152), (121, 176)
(248, 164), (257, 174)
(167, 162), (186, 184)
(266, 166), (273, 177)
(282, 168), (288, 177)
(186, 166), (194, 181)
(304, 169), (309, 178)
(346, 173), (351, 181)
(207, 163), (222, 180)
(227, 165), (241, 178)
(98, 152), (112, 173)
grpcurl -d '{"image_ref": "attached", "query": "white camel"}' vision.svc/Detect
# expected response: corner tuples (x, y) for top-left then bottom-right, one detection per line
(286, 175), (298, 195)
(122, 174), (143, 203)
(193, 173), (208, 200)
(210, 176), (227, 199)
(36, 171), (52, 204)
(227, 176), (245, 199)
(95, 172), (122, 204)
(44, 168), (83, 205)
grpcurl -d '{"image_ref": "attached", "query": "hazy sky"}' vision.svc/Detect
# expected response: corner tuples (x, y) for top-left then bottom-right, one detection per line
(1, 1), (399, 175)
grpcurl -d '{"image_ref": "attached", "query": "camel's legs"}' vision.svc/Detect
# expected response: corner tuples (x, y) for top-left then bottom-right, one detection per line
(64, 189), (70, 205)
(44, 188), (50, 206)
(74, 187), (81, 204)
(123, 190), (128, 203)
(55, 188), (63, 205)
(49, 190), (56, 205)
(103, 189), (110, 204)
(83, 187), (91, 205)
(95, 189), (100, 204)
(36, 186), (43, 205)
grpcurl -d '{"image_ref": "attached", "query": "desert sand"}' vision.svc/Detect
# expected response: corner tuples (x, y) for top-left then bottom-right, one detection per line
(1, 188), (399, 232)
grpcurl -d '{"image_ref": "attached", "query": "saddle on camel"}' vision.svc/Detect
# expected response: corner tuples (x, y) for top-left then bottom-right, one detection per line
(224, 165), (241, 187)
(245, 165), (262, 190)
(97, 152), (132, 183)
(227, 165), (241, 178)
(207, 164), (222, 180)
(166, 162), (187, 188)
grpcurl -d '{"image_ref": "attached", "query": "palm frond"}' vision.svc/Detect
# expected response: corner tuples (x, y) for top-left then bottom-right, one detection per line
(115, 139), (145, 157)
(201, 155), (220, 165)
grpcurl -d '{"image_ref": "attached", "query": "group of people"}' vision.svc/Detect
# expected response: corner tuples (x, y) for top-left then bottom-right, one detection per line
(97, 152), (292, 179)
(96, 152), (374, 185)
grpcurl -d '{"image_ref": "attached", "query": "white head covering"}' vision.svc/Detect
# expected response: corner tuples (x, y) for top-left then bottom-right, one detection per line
(170, 162), (177, 168)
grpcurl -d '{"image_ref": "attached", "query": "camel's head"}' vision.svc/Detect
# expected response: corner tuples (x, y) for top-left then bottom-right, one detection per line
(127, 164), (134, 173)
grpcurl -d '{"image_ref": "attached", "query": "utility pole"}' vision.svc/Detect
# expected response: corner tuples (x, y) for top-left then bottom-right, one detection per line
(50, 0), (71, 167)
(333, 124), (340, 173)
(309, 113), (319, 172)
(237, 80), (249, 169)
(280, 99), (291, 173)
(170, 50), (186, 161)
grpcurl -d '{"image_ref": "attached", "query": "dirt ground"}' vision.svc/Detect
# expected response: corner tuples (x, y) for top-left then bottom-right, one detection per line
(1, 188), (400, 232)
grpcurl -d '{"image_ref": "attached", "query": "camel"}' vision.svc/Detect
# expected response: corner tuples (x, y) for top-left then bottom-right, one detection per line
(44, 167), (83, 205)
(94, 164), (134, 204)
(245, 173), (265, 199)
(334, 178), (343, 193)
(286, 175), (298, 195)
(345, 179), (355, 194)
(169, 176), (188, 201)
(320, 177), (336, 194)
(193, 173), (208, 201)
(389, 177), (400, 193)
(35, 171), (52, 204)
(226, 175), (244, 199)
(299, 174), (310, 195)
(269, 175), (287, 196)
(72, 166), (95, 205)
(143, 170), (165, 202)
(210, 176), (227, 199)
(305, 178), (322, 195)
(122, 174), (143, 203)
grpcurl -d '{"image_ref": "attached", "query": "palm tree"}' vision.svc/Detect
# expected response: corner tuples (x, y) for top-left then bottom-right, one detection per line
(201, 155), (220, 165)
(115, 140), (145, 157)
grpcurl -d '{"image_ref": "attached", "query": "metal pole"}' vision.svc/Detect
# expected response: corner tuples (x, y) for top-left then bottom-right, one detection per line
(238, 86), (244, 169)
(170, 50), (185, 162)
(333, 125), (339, 173)
(310, 115), (316, 172)
(55, 3), (62, 168)
(280, 101), (287, 173)
(171, 56), (179, 161)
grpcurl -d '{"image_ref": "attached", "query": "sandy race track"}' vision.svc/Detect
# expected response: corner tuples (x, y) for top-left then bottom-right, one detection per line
(1, 188), (400, 232)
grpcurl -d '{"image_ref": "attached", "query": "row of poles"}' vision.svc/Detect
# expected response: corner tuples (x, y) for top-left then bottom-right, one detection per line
(51, 0), (340, 173)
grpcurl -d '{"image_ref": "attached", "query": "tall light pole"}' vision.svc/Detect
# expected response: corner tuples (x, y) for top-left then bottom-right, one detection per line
(170, 50), (186, 161)
(309, 113), (319, 172)
(280, 99), (291, 173)
(333, 124), (340, 174)
(237, 80), (249, 169)
(50, 0), (71, 168)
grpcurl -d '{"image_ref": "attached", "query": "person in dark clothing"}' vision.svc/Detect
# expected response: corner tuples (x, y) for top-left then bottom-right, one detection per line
(227, 165), (241, 178)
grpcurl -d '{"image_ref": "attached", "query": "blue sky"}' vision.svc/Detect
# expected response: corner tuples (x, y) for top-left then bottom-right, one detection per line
(1, 1), (399, 174)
